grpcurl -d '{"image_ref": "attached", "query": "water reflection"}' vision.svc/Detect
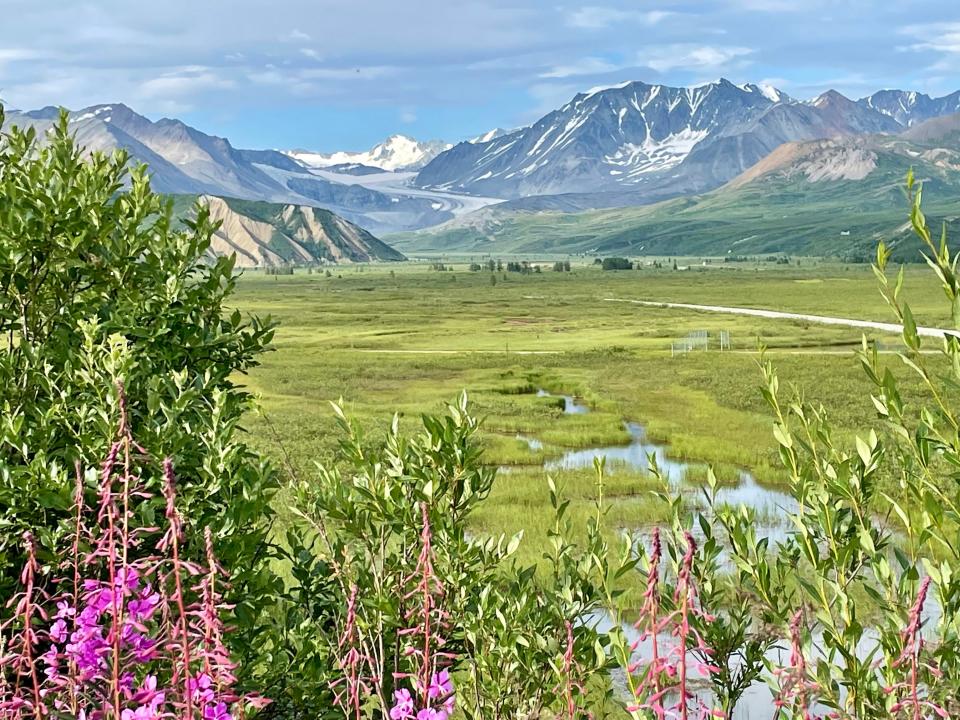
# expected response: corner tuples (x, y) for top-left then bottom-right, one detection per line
(544, 420), (795, 530)
(537, 388), (590, 414)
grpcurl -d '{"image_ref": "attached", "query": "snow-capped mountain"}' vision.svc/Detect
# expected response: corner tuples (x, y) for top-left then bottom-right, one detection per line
(858, 89), (960, 127)
(414, 79), (918, 201)
(739, 83), (792, 103)
(286, 135), (452, 172)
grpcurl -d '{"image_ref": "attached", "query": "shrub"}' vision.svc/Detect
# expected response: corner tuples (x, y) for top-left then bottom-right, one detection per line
(0, 108), (279, 695)
(601, 257), (633, 271)
(287, 396), (610, 720)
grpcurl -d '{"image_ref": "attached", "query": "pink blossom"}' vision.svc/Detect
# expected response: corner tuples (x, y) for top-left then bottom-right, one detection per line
(391, 688), (416, 720)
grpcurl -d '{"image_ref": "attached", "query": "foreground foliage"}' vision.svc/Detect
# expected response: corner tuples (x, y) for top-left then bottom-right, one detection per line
(0, 387), (268, 718)
(0, 107), (279, 695)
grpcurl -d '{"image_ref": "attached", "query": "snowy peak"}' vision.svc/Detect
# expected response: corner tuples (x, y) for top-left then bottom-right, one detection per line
(285, 134), (452, 172)
(740, 83), (790, 103)
(810, 89), (853, 109)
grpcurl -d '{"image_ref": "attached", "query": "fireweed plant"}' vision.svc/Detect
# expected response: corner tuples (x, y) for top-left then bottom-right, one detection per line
(0, 384), (267, 719)
(609, 527), (723, 720)
(0, 107), (279, 704)
(291, 397), (610, 720)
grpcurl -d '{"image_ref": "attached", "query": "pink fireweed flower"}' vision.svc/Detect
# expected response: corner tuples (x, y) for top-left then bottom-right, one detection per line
(772, 610), (821, 720)
(391, 688), (416, 720)
(884, 577), (947, 720)
(625, 530), (723, 720)
(0, 386), (265, 720)
(416, 708), (448, 720)
(203, 701), (232, 720)
(50, 618), (69, 643)
(56, 601), (76, 620)
(189, 673), (216, 705)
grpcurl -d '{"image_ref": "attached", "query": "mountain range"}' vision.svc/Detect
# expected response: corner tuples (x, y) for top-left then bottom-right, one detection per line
(6, 77), (960, 259)
(3, 105), (463, 235)
(413, 81), (960, 206)
(392, 111), (960, 259)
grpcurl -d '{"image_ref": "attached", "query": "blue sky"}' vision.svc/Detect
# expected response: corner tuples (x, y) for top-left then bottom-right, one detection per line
(1, 0), (959, 151)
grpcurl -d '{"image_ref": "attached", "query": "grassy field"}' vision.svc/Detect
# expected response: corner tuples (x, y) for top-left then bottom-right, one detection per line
(232, 260), (947, 571)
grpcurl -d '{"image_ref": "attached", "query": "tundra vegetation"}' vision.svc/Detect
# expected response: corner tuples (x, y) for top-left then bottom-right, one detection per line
(2, 107), (960, 720)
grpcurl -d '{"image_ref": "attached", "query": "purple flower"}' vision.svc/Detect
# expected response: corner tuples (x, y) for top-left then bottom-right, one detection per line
(203, 702), (232, 720)
(416, 709), (448, 720)
(120, 704), (161, 720)
(117, 566), (141, 593)
(390, 688), (415, 720)
(128, 586), (161, 621)
(189, 673), (215, 705)
(120, 672), (136, 697)
(50, 618), (68, 643)
(55, 601), (76, 619)
(428, 670), (454, 712)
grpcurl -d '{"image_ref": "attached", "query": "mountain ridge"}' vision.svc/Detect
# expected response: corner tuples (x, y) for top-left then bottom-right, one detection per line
(172, 194), (405, 267)
(393, 115), (960, 258)
(413, 80), (960, 205)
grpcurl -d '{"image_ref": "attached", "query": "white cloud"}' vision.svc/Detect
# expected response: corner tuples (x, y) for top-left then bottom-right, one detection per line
(138, 68), (236, 101)
(901, 22), (960, 54)
(540, 57), (622, 78)
(400, 109), (417, 123)
(0, 49), (42, 62)
(286, 29), (311, 41)
(567, 6), (672, 29)
(639, 44), (753, 72)
(299, 66), (396, 80)
(300, 48), (323, 60)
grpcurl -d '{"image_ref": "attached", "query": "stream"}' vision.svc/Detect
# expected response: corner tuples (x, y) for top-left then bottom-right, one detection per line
(532, 391), (796, 539)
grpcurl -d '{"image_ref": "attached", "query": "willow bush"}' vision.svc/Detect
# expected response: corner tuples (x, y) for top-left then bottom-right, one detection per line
(0, 107), (280, 695)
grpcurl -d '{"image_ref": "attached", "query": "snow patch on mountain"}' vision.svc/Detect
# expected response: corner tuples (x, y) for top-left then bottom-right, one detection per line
(469, 128), (512, 144)
(604, 128), (711, 178)
(740, 83), (787, 103)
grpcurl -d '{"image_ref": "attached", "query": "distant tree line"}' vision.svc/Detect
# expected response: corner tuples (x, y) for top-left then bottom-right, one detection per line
(468, 259), (572, 273)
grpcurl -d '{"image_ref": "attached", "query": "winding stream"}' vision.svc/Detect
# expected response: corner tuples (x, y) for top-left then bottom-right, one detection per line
(534, 391), (795, 534)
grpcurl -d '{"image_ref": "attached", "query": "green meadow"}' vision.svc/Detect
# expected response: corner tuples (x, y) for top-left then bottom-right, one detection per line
(233, 260), (944, 569)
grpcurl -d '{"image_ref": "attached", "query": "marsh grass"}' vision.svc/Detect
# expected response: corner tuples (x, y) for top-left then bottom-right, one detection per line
(232, 263), (941, 574)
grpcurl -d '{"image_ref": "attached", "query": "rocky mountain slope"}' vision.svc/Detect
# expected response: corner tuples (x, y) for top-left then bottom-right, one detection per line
(286, 134), (451, 171)
(394, 112), (960, 258)
(172, 195), (405, 268)
(413, 80), (960, 204)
